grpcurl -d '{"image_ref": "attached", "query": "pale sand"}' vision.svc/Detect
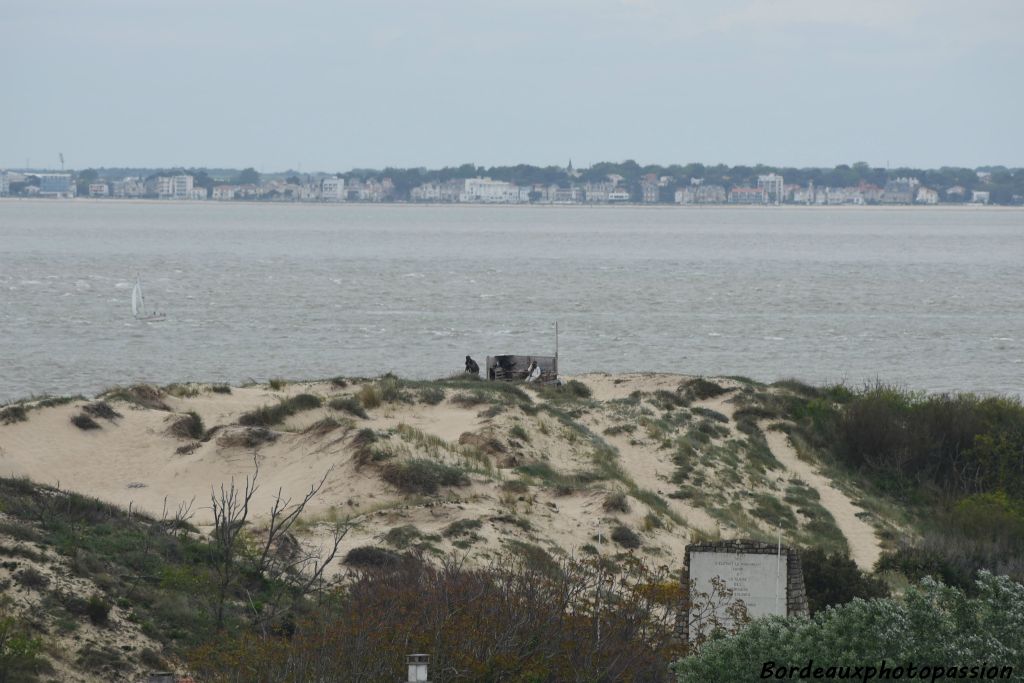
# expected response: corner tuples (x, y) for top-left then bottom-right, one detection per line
(0, 375), (889, 576)
(761, 425), (882, 570)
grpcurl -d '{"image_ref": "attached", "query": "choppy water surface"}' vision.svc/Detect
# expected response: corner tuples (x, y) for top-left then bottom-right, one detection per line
(1, 200), (1022, 401)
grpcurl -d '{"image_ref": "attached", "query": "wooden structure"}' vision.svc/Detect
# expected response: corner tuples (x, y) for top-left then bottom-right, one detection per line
(484, 323), (560, 384)
(485, 354), (558, 383)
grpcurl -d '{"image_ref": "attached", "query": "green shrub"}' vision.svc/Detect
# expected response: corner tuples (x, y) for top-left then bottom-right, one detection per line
(800, 548), (889, 615)
(239, 394), (322, 426)
(289, 393), (323, 410)
(268, 378), (287, 390)
(85, 594), (112, 625)
(603, 491), (630, 513)
(358, 384), (381, 409)
(674, 573), (1022, 683)
(217, 427), (279, 449)
(418, 387), (445, 406)
(168, 411), (204, 440)
(343, 546), (401, 567)
(681, 378), (727, 401)
(71, 413), (101, 430)
(692, 406), (728, 423)
(750, 494), (797, 529)
(304, 417), (344, 436)
(210, 384), (232, 394)
(101, 384), (170, 410)
(501, 479), (529, 494)
(652, 390), (687, 411)
(384, 525), (423, 549)
(509, 424), (530, 442)
(0, 405), (29, 424)
(381, 459), (469, 494)
(610, 525), (641, 549)
(951, 492), (1024, 547)
(330, 395), (368, 419)
(443, 519), (483, 538)
(14, 567), (49, 590)
(351, 428), (379, 468)
(451, 392), (486, 407)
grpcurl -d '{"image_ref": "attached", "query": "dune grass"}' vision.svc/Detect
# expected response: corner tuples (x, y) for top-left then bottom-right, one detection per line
(238, 393), (323, 426)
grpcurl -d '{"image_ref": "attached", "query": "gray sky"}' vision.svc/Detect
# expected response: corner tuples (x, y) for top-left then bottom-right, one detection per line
(3, 0), (1021, 172)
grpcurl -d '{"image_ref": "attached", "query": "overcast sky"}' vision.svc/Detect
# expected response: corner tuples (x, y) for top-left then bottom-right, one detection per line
(3, 0), (1021, 172)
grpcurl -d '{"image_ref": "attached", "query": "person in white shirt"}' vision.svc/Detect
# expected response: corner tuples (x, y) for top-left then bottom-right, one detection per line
(526, 360), (542, 383)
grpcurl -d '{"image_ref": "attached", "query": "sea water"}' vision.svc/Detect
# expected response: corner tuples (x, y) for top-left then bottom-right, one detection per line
(1, 200), (1021, 401)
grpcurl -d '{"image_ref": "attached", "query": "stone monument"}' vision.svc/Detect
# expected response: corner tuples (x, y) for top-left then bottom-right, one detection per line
(682, 539), (808, 642)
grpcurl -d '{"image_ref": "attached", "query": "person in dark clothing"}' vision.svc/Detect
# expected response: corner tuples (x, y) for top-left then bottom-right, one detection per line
(465, 355), (480, 376)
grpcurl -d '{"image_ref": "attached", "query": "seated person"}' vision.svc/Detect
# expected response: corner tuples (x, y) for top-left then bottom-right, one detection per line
(528, 360), (544, 382)
(465, 355), (480, 376)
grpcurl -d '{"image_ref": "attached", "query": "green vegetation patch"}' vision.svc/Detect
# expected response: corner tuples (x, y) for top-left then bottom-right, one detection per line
(329, 395), (368, 419)
(167, 411), (204, 440)
(381, 459), (470, 494)
(238, 393), (322, 426)
(100, 384), (170, 411)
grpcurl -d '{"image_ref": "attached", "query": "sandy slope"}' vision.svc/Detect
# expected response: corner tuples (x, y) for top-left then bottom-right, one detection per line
(762, 426), (882, 570)
(0, 375), (889, 578)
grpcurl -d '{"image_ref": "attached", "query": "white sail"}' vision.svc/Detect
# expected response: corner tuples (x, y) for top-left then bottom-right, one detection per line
(131, 279), (142, 317)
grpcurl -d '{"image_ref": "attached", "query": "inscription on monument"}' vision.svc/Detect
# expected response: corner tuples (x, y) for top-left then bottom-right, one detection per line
(689, 550), (788, 621)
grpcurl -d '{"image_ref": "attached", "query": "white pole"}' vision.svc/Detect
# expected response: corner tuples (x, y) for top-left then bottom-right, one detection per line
(775, 526), (782, 614)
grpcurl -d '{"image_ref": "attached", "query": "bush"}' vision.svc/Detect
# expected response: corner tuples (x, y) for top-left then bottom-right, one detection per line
(290, 393), (323, 410)
(168, 411), (204, 440)
(603, 491), (630, 513)
(358, 384), (382, 410)
(85, 594), (112, 625)
(509, 424), (530, 443)
(800, 548), (889, 615)
(329, 396), (368, 419)
(303, 417), (344, 436)
(381, 460), (469, 494)
(610, 525), (641, 549)
(351, 428), (379, 468)
(189, 553), (687, 682)
(681, 378), (728, 401)
(101, 384), (170, 411)
(384, 525), (423, 549)
(344, 546), (401, 567)
(82, 401), (122, 421)
(217, 427), (279, 449)
(417, 387), (445, 406)
(691, 406), (728, 423)
(238, 394), (322, 426)
(673, 573), (1023, 682)
(443, 519), (483, 538)
(210, 384), (232, 394)
(15, 566), (49, 590)
(0, 405), (28, 424)
(71, 413), (101, 430)
(450, 392), (486, 408)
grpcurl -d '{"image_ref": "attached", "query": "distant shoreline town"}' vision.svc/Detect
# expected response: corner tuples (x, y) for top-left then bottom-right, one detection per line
(2, 160), (1021, 206)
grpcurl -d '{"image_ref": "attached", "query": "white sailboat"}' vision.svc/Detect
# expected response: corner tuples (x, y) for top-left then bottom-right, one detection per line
(132, 273), (167, 322)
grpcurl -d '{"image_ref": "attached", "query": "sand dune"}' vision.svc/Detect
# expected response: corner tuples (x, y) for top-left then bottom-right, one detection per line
(0, 374), (886, 575)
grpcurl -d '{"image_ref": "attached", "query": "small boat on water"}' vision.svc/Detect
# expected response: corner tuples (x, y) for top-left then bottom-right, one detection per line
(131, 273), (166, 322)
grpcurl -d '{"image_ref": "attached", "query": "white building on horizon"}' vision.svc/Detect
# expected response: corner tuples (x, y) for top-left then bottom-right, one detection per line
(321, 177), (345, 202)
(757, 173), (784, 204)
(459, 177), (526, 203)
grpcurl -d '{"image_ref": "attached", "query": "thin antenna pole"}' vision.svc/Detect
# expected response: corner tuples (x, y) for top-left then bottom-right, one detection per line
(555, 321), (559, 376)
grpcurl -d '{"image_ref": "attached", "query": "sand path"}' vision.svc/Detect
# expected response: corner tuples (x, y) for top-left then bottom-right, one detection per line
(762, 425), (881, 570)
